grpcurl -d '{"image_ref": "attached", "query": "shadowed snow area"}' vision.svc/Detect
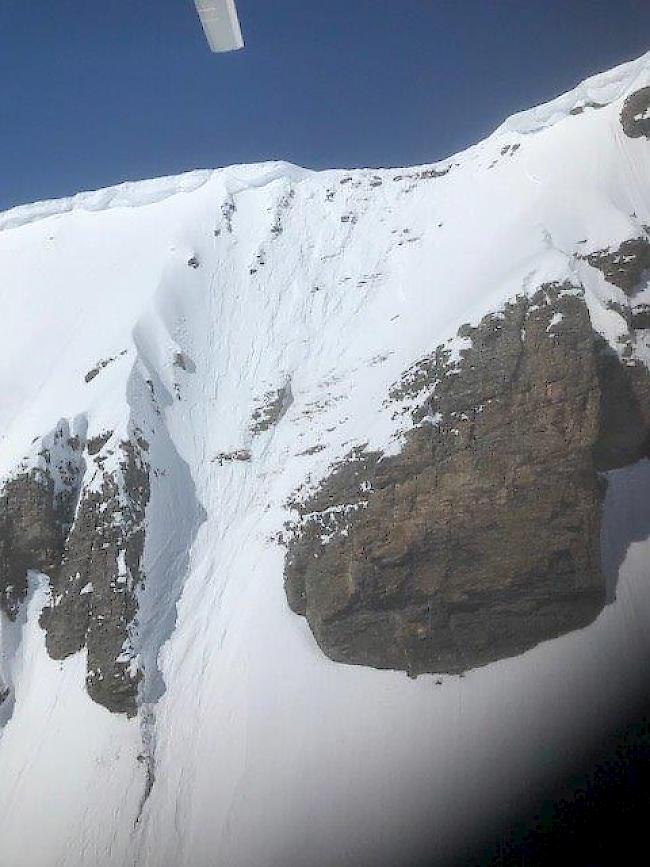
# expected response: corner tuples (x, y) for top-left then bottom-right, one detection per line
(602, 459), (650, 600)
(0, 51), (650, 867)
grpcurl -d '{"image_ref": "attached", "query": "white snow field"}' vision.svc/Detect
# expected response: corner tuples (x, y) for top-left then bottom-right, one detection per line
(1, 52), (650, 867)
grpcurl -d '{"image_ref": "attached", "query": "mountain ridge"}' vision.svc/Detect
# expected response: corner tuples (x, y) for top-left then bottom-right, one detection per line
(1, 50), (650, 867)
(3, 49), (650, 234)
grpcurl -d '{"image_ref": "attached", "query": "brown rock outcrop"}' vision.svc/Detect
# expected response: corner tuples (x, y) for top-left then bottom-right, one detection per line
(620, 87), (650, 139)
(0, 471), (68, 618)
(40, 439), (150, 715)
(0, 424), (83, 619)
(0, 422), (149, 716)
(582, 236), (650, 295)
(284, 285), (650, 676)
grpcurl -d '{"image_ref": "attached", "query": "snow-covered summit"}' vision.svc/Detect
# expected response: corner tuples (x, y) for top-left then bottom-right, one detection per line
(496, 48), (650, 135)
(3, 49), (650, 238)
(0, 161), (315, 234)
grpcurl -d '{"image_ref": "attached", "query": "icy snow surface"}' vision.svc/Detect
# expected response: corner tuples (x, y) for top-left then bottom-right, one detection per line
(1, 53), (650, 867)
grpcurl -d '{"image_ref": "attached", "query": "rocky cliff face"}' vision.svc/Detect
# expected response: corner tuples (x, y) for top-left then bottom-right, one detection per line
(278, 86), (650, 679)
(40, 437), (150, 715)
(0, 424), (149, 715)
(284, 283), (650, 675)
(0, 422), (83, 619)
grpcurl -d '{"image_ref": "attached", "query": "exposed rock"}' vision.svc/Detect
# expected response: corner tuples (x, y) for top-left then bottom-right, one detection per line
(297, 444), (327, 457)
(593, 337), (650, 469)
(85, 368), (101, 384)
(40, 439), (150, 716)
(212, 449), (252, 465)
(87, 430), (113, 456)
(569, 101), (605, 116)
(604, 299), (650, 334)
(581, 236), (650, 294)
(0, 422), (83, 619)
(0, 418), (152, 716)
(219, 197), (236, 234)
(283, 285), (650, 676)
(620, 87), (650, 138)
(173, 351), (195, 373)
(631, 305), (650, 330)
(84, 350), (128, 384)
(250, 380), (293, 435)
(393, 165), (454, 183)
(0, 471), (68, 618)
(270, 187), (295, 238)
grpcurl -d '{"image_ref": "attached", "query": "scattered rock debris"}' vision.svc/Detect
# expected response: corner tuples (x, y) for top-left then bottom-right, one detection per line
(84, 350), (128, 383)
(250, 380), (294, 435)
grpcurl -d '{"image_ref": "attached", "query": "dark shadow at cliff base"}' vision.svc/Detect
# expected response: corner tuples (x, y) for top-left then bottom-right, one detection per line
(601, 459), (650, 602)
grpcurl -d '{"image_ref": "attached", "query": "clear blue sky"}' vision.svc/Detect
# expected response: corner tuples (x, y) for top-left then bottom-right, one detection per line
(1, 0), (650, 211)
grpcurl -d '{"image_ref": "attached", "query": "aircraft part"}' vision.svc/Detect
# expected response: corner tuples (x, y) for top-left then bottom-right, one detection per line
(194, 0), (244, 53)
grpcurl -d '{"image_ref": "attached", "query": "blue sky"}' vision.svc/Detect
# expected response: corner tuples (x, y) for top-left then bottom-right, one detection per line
(1, 0), (650, 210)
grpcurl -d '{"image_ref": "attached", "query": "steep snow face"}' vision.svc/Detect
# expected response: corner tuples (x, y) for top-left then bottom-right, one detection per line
(1, 53), (650, 867)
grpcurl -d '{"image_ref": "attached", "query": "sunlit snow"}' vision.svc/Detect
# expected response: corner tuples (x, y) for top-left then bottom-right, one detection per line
(1, 51), (650, 867)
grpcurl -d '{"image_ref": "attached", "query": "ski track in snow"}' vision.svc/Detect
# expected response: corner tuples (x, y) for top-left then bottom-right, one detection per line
(0, 52), (650, 866)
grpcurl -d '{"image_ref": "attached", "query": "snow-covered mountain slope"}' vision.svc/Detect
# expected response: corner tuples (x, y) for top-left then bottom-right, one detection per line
(1, 52), (650, 867)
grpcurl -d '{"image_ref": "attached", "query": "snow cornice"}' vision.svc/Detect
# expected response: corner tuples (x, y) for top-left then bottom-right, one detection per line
(2, 50), (650, 234)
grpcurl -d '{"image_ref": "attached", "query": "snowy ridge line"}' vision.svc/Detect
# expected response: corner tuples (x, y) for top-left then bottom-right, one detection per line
(0, 169), (215, 233)
(495, 49), (650, 136)
(3, 49), (650, 238)
(0, 161), (316, 234)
